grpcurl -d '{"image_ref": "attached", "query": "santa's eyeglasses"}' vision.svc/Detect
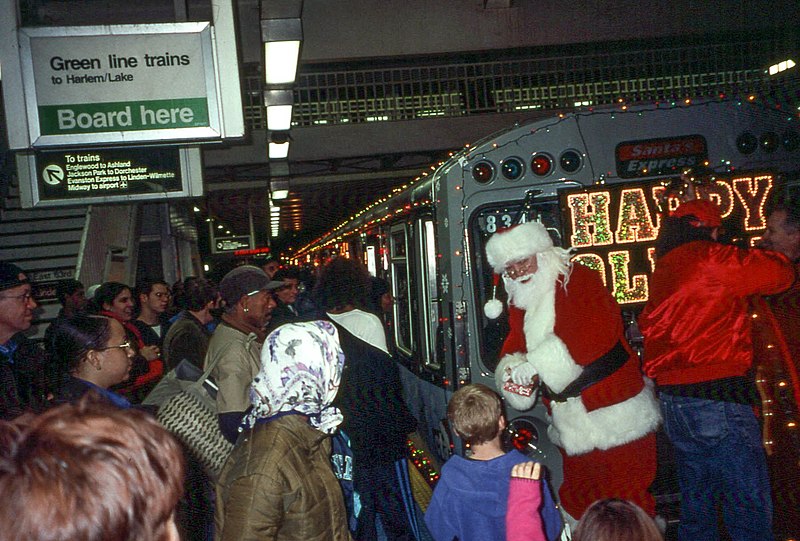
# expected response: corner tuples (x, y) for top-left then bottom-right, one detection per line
(502, 256), (538, 279)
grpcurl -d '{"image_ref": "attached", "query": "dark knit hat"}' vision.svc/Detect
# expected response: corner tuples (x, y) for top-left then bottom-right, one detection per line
(219, 265), (284, 306)
(0, 262), (29, 292)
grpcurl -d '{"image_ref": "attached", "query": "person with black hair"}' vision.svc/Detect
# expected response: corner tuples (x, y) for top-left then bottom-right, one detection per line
(44, 279), (87, 350)
(132, 279), (170, 349)
(314, 257), (419, 541)
(49, 314), (134, 408)
(640, 198), (795, 541)
(55, 279), (86, 317)
(316, 257), (389, 354)
(93, 281), (163, 401)
(162, 278), (219, 371)
(265, 267), (302, 334)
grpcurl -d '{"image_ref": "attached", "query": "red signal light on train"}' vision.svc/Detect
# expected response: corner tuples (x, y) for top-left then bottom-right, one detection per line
(506, 418), (539, 452)
(511, 426), (535, 451)
(531, 153), (553, 176)
(472, 161), (495, 183)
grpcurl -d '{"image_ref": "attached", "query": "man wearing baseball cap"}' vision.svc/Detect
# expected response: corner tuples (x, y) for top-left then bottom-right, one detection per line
(640, 198), (795, 540)
(0, 262), (51, 420)
(204, 265), (285, 443)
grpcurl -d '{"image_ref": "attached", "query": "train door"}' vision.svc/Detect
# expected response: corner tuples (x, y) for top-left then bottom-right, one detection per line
(463, 190), (568, 491)
(387, 215), (444, 371)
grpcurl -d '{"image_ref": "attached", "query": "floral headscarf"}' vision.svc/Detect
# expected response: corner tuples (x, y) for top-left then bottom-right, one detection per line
(244, 320), (345, 434)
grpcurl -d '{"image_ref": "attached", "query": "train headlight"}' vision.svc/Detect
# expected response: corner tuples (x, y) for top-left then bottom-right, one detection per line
(472, 161), (495, 183)
(559, 150), (583, 173)
(501, 157), (525, 181)
(531, 153), (554, 177)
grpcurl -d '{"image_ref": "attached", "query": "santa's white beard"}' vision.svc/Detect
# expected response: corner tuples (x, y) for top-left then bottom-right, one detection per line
(504, 259), (561, 313)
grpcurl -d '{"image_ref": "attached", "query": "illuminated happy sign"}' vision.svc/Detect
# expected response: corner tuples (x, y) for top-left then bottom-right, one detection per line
(560, 172), (775, 304)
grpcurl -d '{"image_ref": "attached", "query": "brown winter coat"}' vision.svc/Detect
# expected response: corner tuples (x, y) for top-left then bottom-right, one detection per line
(215, 414), (352, 541)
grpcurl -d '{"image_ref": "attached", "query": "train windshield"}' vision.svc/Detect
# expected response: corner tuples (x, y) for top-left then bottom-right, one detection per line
(468, 197), (563, 373)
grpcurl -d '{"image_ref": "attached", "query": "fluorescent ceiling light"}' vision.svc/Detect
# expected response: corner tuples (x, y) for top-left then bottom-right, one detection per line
(264, 41), (300, 85)
(271, 179), (289, 200)
(266, 104), (293, 131)
(269, 140), (290, 159)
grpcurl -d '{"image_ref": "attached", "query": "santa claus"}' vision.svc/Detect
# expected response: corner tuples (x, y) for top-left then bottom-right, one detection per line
(485, 221), (661, 519)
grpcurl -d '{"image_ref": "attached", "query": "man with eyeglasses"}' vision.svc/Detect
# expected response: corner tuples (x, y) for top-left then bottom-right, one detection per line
(0, 261), (53, 420)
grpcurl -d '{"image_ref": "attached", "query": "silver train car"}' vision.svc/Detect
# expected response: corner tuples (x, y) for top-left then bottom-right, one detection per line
(293, 98), (800, 499)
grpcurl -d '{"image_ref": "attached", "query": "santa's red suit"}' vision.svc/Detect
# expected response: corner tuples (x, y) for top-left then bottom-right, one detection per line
(485, 222), (660, 519)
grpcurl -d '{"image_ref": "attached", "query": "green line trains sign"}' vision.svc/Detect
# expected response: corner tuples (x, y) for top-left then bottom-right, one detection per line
(19, 23), (220, 146)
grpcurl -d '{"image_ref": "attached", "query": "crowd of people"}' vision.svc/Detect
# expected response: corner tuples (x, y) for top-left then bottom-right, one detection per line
(0, 195), (797, 541)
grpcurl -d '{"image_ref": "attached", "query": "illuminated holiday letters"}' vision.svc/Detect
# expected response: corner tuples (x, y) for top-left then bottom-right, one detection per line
(615, 188), (658, 244)
(567, 192), (613, 247)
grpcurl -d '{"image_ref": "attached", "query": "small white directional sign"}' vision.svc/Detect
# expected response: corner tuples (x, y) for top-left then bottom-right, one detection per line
(213, 236), (251, 254)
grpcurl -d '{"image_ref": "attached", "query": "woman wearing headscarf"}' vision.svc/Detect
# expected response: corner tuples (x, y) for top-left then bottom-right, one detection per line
(215, 321), (352, 541)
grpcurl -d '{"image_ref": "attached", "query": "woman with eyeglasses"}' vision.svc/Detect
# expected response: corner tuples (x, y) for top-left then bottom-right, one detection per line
(48, 314), (135, 409)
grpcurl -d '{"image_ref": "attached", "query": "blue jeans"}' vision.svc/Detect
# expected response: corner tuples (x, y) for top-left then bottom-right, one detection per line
(660, 394), (773, 541)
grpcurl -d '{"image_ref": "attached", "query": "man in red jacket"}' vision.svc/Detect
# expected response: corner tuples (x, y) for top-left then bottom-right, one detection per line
(640, 198), (795, 541)
(485, 221), (661, 521)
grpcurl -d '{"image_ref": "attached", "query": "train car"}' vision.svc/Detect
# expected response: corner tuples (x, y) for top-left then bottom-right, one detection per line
(293, 98), (800, 515)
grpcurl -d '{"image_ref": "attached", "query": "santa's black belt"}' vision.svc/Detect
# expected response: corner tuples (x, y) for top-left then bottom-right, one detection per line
(542, 340), (630, 403)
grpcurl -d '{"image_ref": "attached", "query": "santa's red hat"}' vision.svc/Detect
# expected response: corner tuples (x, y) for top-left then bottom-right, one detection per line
(485, 221), (553, 274)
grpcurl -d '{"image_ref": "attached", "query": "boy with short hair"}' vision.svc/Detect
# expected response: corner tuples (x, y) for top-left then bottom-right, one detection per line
(424, 384), (562, 541)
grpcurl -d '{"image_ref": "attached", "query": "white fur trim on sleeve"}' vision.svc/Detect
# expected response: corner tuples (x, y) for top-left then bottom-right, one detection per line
(495, 353), (539, 412)
(548, 384), (661, 456)
(526, 333), (583, 394)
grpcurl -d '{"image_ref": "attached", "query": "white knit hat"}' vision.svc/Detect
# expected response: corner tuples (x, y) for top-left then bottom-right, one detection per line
(485, 221), (554, 274)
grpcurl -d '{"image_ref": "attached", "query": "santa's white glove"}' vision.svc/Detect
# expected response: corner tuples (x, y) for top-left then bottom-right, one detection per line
(495, 353), (539, 412)
(510, 362), (538, 387)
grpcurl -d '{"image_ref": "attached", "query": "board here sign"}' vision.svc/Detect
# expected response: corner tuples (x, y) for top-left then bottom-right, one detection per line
(18, 23), (222, 147)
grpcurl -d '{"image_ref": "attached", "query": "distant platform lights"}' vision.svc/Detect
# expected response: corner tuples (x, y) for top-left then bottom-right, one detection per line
(767, 59), (796, 76)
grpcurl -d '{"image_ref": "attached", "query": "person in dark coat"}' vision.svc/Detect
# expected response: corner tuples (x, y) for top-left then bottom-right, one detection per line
(0, 262), (54, 420)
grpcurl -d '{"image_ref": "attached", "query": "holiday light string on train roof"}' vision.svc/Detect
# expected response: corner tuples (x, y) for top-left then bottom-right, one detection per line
(295, 95), (796, 263)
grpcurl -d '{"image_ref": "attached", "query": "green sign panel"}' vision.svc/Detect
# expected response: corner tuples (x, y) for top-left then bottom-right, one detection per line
(18, 23), (221, 146)
(38, 98), (210, 135)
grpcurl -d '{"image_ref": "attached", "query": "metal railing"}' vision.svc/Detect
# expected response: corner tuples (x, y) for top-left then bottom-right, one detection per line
(242, 32), (796, 130)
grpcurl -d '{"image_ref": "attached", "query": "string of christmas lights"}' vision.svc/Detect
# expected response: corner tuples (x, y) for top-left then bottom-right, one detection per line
(407, 438), (440, 487)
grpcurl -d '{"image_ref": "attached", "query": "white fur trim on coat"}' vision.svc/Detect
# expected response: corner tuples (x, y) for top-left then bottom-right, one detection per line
(547, 384), (661, 456)
(495, 353), (539, 411)
(485, 221), (553, 273)
(526, 333), (583, 394)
